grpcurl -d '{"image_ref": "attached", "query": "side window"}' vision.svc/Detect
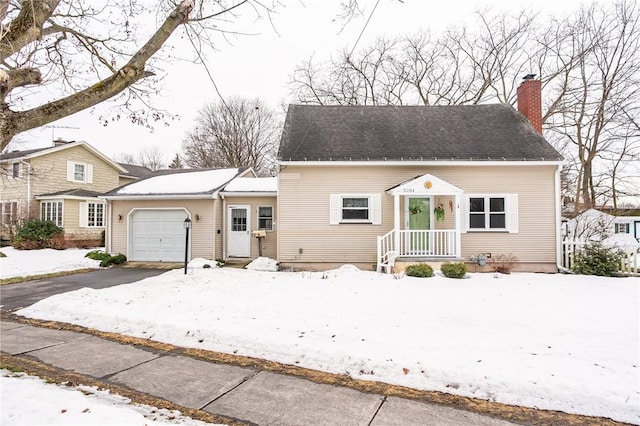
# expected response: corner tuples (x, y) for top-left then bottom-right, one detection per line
(342, 197), (369, 221)
(465, 194), (517, 233)
(258, 206), (274, 231)
(330, 194), (382, 225)
(615, 223), (630, 234)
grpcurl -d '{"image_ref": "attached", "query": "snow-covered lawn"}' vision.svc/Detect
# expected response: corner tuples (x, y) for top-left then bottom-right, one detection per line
(0, 247), (101, 279)
(0, 370), (219, 425)
(12, 253), (639, 424)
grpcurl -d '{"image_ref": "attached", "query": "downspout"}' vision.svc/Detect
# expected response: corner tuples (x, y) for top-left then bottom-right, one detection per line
(555, 164), (569, 273)
(20, 160), (32, 217)
(221, 193), (227, 261)
(105, 200), (112, 253)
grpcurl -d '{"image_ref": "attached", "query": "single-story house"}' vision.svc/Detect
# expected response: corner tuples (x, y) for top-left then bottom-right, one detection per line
(104, 76), (564, 272)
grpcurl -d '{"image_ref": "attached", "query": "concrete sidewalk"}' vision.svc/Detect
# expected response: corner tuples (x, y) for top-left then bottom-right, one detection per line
(0, 319), (519, 426)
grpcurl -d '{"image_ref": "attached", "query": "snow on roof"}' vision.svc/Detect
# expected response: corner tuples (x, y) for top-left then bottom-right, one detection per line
(115, 168), (240, 195)
(223, 176), (277, 193)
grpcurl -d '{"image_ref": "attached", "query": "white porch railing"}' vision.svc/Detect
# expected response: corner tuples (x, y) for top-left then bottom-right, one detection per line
(562, 239), (639, 275)
(377, 229), (458, 273)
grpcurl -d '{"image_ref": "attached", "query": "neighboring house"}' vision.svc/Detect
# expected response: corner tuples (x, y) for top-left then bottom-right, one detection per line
(117, 162), (153, 186)
(102, 76), (564, 272)
(0, 139), (150, 243)
(276, 76), (563, 273)
(102, 168), (277, 262)
(565, 208), (640, 250)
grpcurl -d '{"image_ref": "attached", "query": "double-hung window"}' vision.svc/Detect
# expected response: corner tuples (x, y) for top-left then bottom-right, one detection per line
(66, 161), (93, 183)
(466, 194), (518, 233)
(342, 197), (369, 221)
(258, 206), (274, 231)
(74, 163), (86, 181)
(41, 201), (63, 227)
(12, 163), (20, 178)
(329, 194), (382, 225)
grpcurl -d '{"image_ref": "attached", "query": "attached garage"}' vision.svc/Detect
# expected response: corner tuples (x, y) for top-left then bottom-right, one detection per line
(129, 209), (188, 262)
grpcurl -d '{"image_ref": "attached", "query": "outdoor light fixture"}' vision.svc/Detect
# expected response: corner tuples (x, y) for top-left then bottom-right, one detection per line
(118, 214), (122, 221)
(183, 217), (192, 274)
(195, 214), (200, 222)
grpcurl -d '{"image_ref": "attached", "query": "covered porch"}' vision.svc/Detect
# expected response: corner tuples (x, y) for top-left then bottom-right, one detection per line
(377, 174), (464, 273)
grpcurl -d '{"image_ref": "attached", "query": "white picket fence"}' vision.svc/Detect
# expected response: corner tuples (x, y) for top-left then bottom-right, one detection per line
(562, 239), (639, 275)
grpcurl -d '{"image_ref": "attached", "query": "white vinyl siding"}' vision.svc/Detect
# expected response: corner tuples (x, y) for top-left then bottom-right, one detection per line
(465, 194), (518, 233)
(40, 201), (63, 227)
(329, 194), (382, 225)
(66, 161), (93, 183)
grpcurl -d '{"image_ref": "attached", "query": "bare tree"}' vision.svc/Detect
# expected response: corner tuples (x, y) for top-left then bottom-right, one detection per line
(136, 145), (165, 171)
(115, 145), (165, 170)
(0, 0), (283, 151)
(290, 1), (640, 209)
(182, 97), (279, 176)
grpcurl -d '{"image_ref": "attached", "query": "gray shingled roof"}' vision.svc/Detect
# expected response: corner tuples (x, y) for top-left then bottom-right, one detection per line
(37, 189), (104, 198)
(117, 162), (153, 178)
(278, 104), (563, 162)
(0, 147), (50, 161)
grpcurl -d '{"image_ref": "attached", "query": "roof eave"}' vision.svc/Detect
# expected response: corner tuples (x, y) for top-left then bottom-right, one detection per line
(277, 159), (564, 167)
(221, 191), (277, 197)
(101, 193), (219, 201)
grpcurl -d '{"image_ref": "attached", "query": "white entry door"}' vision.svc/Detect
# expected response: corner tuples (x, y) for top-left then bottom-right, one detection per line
(228, 205), (251, 257)
(635, 221), (640, 241)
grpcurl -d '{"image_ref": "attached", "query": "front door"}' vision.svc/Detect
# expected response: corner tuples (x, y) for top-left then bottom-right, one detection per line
(228, 206), (251, 257)
(406, 197), (431, 255)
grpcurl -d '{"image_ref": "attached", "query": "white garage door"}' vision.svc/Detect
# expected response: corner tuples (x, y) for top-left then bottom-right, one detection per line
(130, 209), (188, 262)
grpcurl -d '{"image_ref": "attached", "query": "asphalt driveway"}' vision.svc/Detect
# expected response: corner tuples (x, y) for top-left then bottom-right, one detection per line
(0, 267), (166, 313)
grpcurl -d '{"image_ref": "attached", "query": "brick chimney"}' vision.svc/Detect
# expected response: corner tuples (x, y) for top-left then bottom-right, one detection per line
(517, 74), (542, 134)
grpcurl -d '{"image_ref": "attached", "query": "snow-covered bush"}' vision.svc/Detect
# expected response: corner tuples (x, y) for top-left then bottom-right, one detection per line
(572, 242), (624, 277)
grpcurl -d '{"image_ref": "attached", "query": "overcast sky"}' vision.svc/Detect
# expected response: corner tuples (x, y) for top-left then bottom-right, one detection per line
(15, 0), (587, 165)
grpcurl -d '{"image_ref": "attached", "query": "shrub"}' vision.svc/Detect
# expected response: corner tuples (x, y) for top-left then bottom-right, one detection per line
(86, 250), (126, 267)
(404, 264), (434, 278)
(441, 262), (467, 279)
(85, 250), (111, 262)
(13, 220), (63, 249)
(490, 254), (518, 274)
(203, 263), (212, 268)
(572, 243), (623, 277)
